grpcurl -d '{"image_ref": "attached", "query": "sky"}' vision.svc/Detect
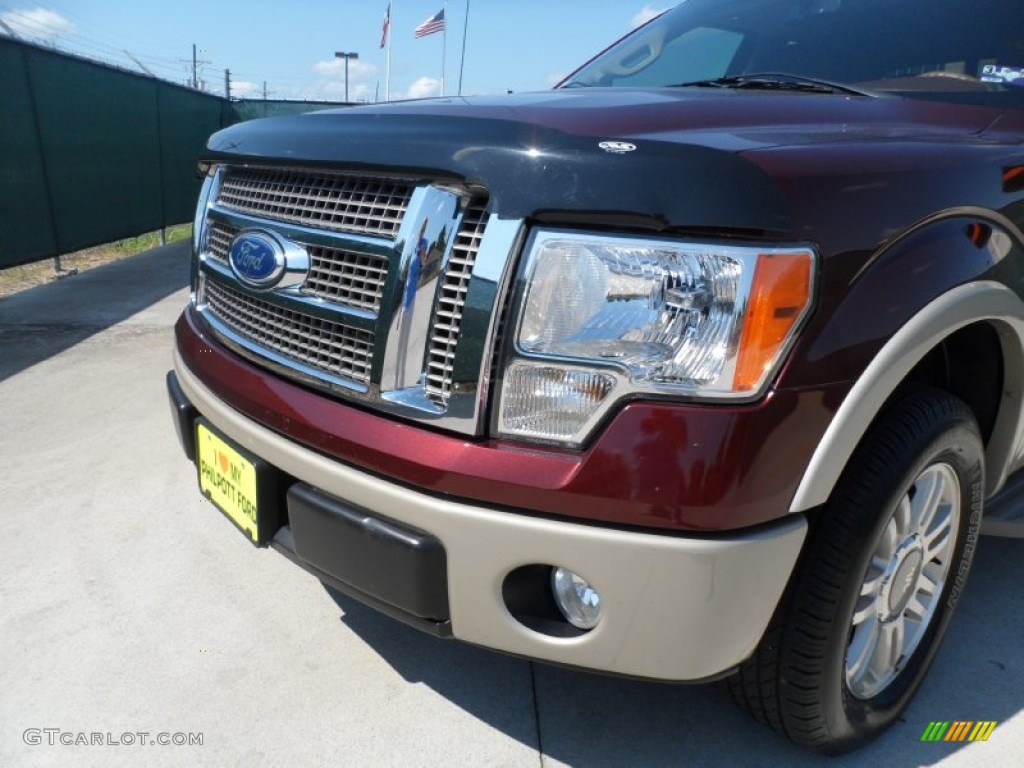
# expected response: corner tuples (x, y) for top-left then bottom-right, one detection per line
(0, 1), (671, 102)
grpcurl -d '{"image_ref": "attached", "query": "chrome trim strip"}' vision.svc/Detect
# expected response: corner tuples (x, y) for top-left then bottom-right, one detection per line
(381, 186), (463, 391)
(379, 214), (525, 432)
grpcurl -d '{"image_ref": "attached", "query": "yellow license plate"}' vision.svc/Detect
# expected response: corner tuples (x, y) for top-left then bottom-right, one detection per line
(196, 422), (260, 544)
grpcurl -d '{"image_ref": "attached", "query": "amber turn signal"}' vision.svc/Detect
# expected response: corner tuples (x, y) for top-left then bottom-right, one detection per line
(734, 252), (814, 392)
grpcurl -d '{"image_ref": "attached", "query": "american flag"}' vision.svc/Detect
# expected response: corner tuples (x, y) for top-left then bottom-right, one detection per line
(380, 2), (390, 48)
(414, 8), (445, 38)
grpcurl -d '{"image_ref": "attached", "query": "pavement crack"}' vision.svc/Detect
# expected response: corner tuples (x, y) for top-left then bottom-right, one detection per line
(529, 662), (545, 767)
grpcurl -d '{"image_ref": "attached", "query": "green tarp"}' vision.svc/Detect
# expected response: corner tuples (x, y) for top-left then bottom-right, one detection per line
(0, 37), (350, 269)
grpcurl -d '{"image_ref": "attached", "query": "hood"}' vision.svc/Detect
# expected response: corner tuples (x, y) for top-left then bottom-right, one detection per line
(205, 88), (1002, 235)
(327, 87), (1000, 149)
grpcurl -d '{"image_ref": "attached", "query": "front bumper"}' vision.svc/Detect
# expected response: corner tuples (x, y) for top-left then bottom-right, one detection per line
(171, 349), (807, 682)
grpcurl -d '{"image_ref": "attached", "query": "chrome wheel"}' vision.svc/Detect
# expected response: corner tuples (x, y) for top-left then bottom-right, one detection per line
(845, 462), (960, 699)
(730, 389), (982, 753)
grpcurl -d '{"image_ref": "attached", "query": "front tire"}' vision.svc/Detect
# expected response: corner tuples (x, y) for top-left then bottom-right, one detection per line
(728, 389), (984, 754)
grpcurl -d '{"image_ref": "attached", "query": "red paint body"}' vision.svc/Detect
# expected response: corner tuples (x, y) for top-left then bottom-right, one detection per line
(178, 308), (847, 532)
(181, 66), (1024, 535)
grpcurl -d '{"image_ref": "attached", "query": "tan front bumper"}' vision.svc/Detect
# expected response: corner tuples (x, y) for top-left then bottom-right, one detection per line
(175, 348), (806, 682)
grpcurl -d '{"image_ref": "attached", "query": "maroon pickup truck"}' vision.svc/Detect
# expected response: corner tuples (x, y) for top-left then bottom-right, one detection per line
(168, 0), (1024, 753)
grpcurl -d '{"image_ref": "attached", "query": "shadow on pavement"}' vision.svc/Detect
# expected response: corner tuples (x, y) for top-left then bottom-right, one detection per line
(0, 241), (190, 383)
(324, 535), (1023, 767)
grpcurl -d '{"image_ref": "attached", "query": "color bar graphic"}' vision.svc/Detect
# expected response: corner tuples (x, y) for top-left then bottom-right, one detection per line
(921, 721), (997, 742)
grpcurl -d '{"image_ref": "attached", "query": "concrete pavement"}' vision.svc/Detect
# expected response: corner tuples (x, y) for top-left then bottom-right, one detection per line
(1, 241), (1021, 767)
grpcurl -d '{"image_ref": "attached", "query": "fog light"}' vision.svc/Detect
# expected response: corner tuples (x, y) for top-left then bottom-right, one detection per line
(551, 567), (603, 630)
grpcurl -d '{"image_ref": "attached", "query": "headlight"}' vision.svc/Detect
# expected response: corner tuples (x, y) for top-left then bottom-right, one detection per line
(497, 230), (814, 446)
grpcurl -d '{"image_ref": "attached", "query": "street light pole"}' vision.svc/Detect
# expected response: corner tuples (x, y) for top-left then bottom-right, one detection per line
(334, 51), (359, 102)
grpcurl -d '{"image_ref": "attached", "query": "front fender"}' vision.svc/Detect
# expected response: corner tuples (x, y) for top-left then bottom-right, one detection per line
(789, 210), (1024, 512)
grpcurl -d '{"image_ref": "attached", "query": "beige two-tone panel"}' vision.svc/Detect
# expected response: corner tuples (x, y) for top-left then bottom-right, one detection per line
(175, 348), (807, 682)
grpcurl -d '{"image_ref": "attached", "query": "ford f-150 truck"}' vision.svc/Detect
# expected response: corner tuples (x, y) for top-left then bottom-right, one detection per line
(168, 0), (1024, 753)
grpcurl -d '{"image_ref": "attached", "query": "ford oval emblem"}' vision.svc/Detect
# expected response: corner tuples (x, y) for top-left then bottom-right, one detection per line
(228, 232), (286, 289)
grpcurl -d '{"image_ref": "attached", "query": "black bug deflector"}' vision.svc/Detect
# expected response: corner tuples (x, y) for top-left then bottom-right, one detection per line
(203, 100), (792, 235)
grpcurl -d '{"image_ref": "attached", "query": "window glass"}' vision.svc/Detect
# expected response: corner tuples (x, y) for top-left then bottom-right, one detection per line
(564, 0), (1024, 107)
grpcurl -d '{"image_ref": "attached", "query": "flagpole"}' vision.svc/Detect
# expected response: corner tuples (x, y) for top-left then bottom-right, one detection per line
(458, 0), (470, 96)
(385, 2), (392, 101)
(441, 0), (447, 96)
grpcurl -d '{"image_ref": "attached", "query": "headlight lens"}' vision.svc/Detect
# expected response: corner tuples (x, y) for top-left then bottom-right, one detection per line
(497, 231), (814, 446)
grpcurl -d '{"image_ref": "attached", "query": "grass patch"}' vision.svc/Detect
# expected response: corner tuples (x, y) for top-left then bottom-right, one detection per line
(0, 224), (191, 299)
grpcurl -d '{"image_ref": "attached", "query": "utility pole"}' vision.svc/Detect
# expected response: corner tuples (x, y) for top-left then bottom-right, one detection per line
(224, 69), (231, 99)
(263, 81), (267, 100)
(334, 51), (359, 102)
(182, 44), (211, 90)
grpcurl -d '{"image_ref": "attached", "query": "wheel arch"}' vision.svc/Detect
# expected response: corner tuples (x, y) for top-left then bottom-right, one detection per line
(789, 281), (1024, 513)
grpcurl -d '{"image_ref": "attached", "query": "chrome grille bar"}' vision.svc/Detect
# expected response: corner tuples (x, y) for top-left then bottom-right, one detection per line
(217, 167), (414, 238)
(206, 221), (237, 265)
(301, 247), (388, 313)
(425, 200), (489, 406)
(201, 277), (374, 387)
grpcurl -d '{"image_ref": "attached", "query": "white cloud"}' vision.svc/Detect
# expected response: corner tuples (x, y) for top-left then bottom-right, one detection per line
(631, 5), (668, 28)
(0, 7), (75, 40)
(311, 56), (381, 102)
(312, 57), (378, 80)
(231, 80), (261, 99)
(404, 76), (441, 100)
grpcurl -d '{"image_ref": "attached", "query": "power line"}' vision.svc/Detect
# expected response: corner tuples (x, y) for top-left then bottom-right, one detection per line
(0, 8), (181, 79)
(0, 6), (349, 99)
(124, 50), (155, 77)
(0, 17), (21, 38)
(17, 2), (187, 54)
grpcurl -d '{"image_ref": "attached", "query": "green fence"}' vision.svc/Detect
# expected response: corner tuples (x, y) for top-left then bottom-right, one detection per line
(229, 100), (346, 121)
(0, 38), (350, 269)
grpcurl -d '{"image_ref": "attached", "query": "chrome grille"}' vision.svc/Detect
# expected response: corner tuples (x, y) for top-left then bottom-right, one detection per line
(217, 167), (414, 238)
(196, 164), (518, 435)
(425, 200), (490, 405)
(301, 248), (388, 313)
(206, 221), (388, 314)
(202, 278), (374, 386)
(206, 221), (238, 265)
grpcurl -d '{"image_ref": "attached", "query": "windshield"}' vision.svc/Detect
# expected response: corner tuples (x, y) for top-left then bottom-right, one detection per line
(563, 0), (1024, 108)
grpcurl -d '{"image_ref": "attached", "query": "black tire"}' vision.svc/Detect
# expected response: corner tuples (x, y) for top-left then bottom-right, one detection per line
(727, 388), (984, 754)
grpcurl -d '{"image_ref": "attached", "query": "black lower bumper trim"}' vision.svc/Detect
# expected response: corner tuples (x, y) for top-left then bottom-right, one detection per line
(271, 525), (453, 638)
(285, 483), (451, 623)
(167, 371), (199, 461)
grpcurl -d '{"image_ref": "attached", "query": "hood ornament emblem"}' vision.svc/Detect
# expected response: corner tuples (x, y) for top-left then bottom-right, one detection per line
(599, 141), (637, 154)
(227, 229), (310, 291)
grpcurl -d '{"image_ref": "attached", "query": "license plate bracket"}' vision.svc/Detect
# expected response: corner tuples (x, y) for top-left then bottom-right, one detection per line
(195, 419), (281, 546)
